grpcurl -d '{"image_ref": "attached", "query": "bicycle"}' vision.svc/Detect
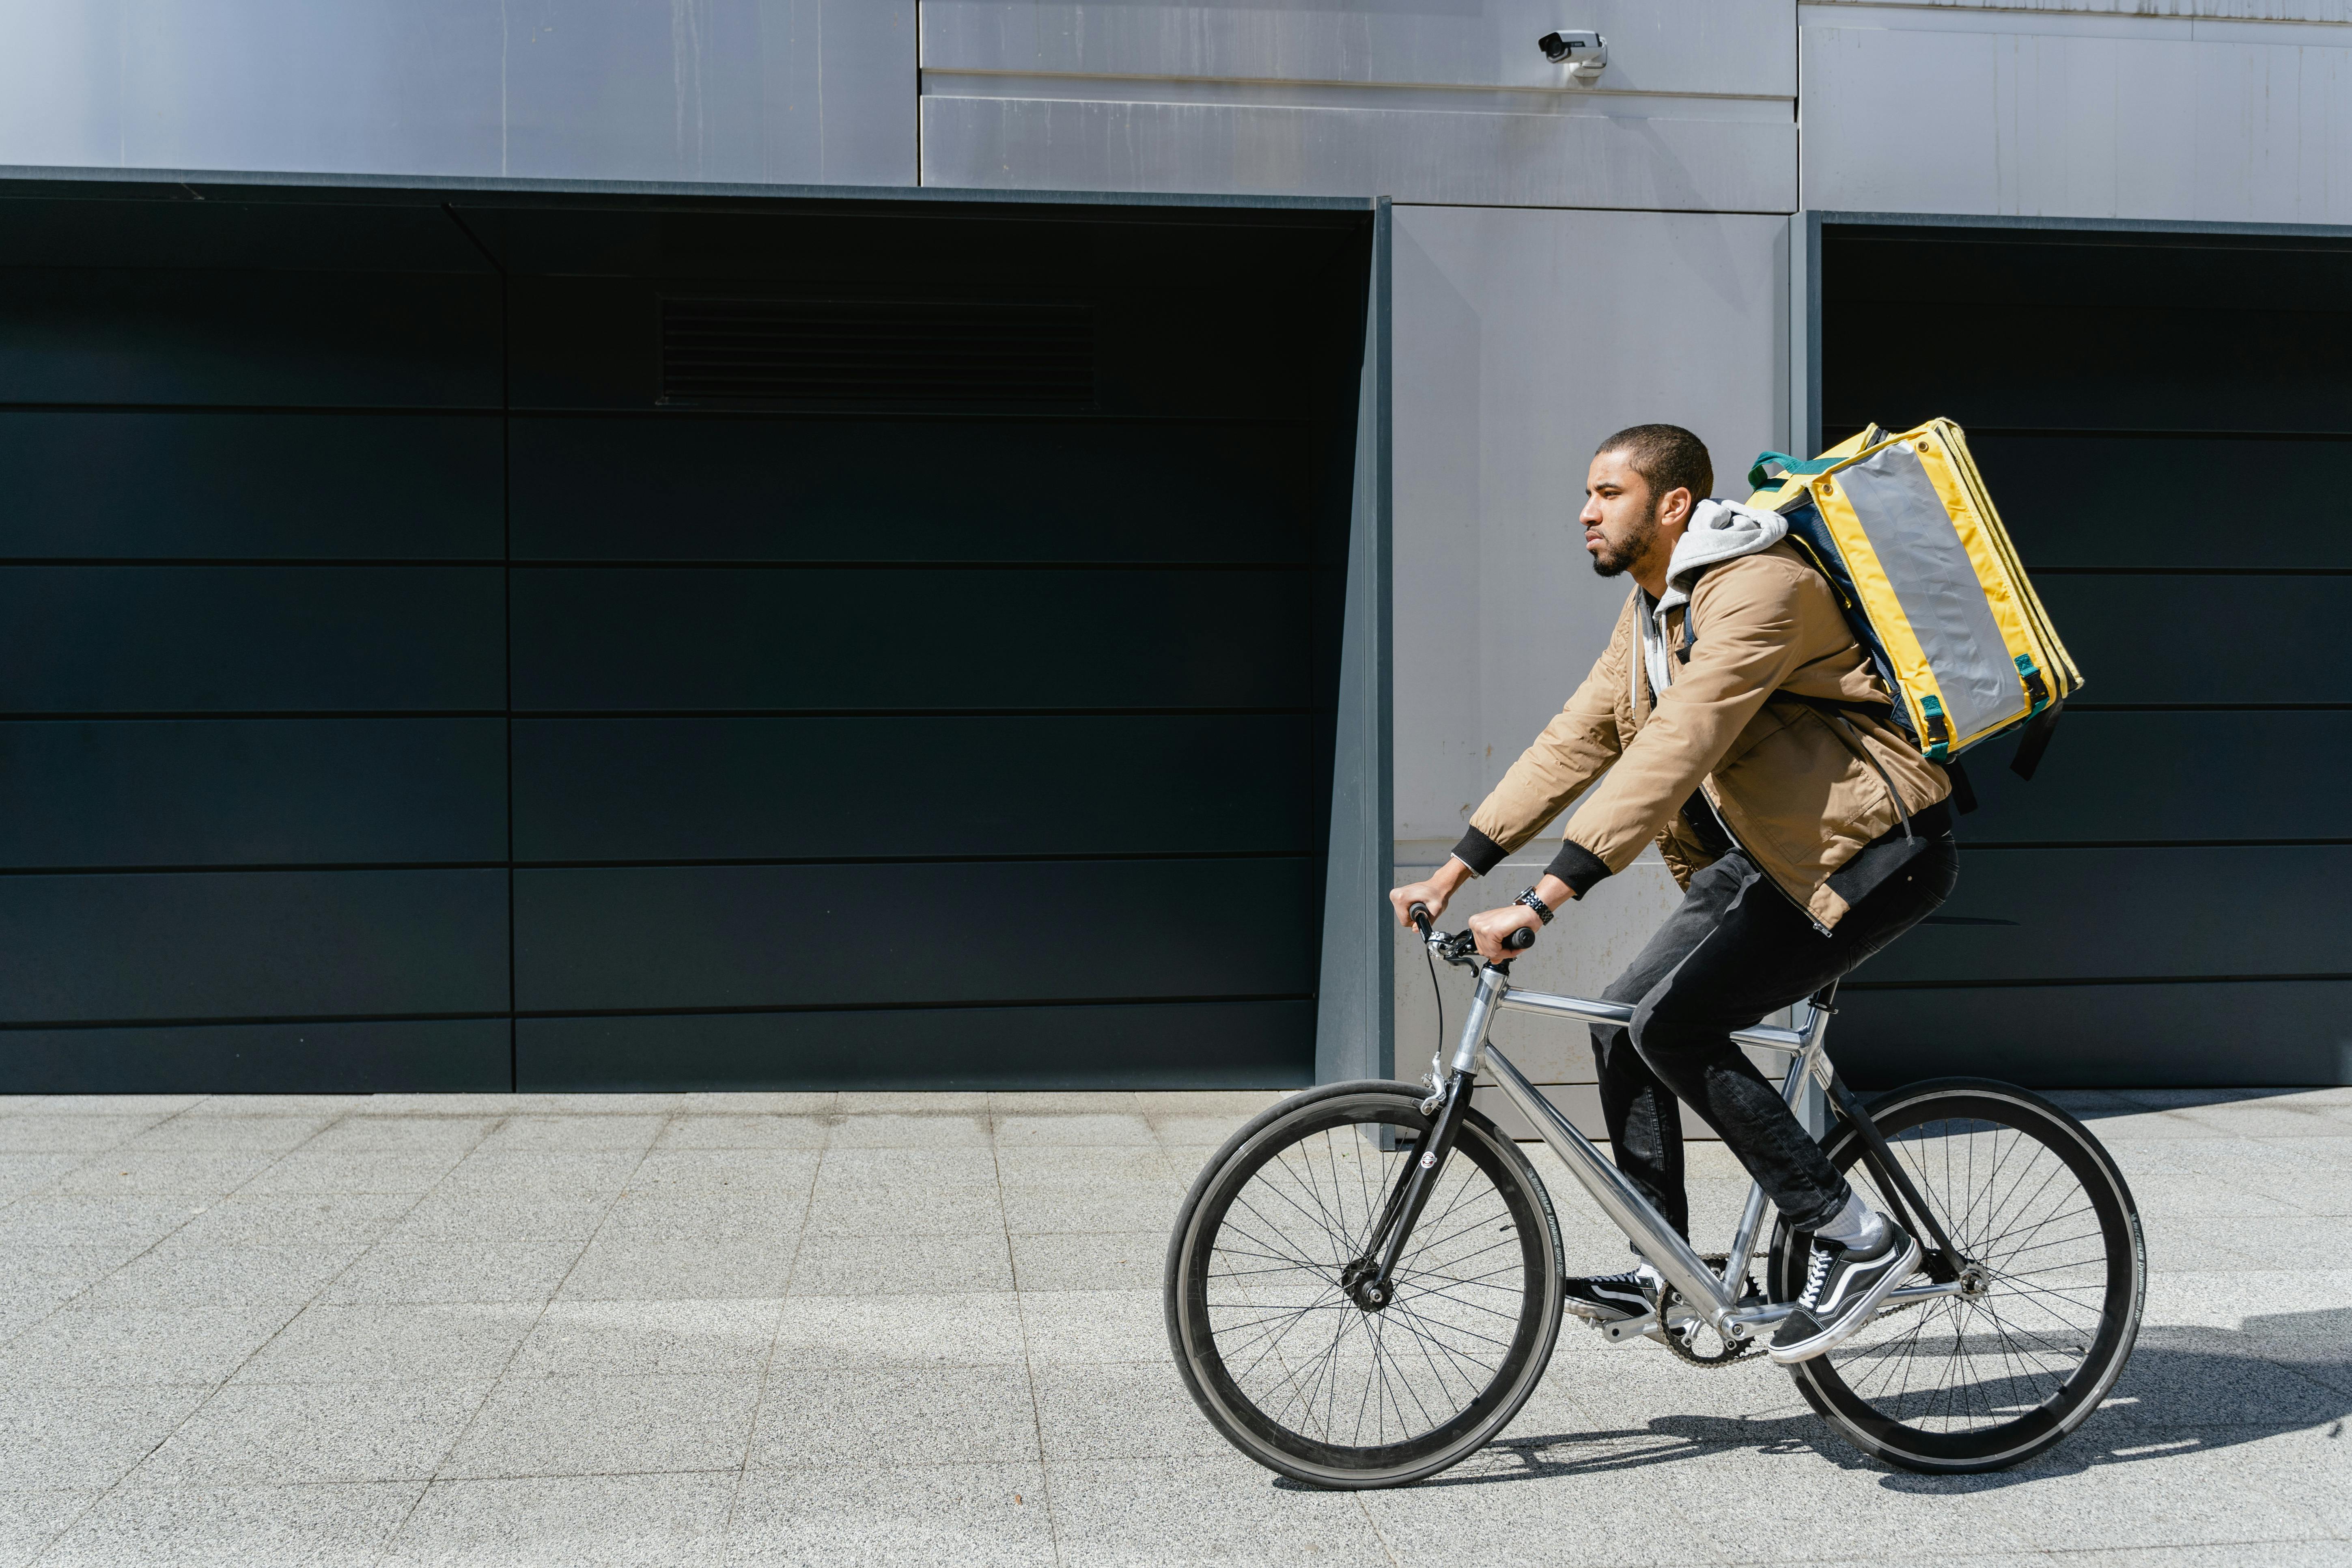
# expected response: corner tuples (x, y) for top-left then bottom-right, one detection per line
(1164, 906), (2146, 1487)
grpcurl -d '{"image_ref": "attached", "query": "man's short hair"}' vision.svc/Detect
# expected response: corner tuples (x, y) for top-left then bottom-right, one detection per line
(1596, 424), (1713, 508)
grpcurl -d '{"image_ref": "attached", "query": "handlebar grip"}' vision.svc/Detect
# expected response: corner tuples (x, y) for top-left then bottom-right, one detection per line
(1502, 926), (1536, 951)
(1408, 901), (1433, 937)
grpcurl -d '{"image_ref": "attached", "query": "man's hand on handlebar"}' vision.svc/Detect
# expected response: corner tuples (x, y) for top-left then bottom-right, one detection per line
(1388, 857), (1473, 930)
(1467, 904), (1543, 964)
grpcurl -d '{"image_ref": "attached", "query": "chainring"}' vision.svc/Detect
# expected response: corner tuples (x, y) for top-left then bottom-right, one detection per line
(1658, 1253), (1764, 1368)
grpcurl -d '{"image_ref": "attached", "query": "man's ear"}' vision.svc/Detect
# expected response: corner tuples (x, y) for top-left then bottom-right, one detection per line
(1661, 486), (1695, 529)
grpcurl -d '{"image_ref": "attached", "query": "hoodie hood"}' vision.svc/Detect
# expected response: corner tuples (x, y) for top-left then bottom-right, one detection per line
(1656, 498), (1790, 619)
(1641, 498), (1790, 700)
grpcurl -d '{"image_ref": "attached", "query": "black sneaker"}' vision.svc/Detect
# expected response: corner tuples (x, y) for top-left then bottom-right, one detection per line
(1767, 1223), (1922, 1365)
(1562, 1267), (1657, 1323)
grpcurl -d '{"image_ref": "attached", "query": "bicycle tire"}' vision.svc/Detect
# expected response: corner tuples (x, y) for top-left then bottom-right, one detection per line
(1770, 1077), (2145, 1473)
(1165, 1080), (1565, 1488)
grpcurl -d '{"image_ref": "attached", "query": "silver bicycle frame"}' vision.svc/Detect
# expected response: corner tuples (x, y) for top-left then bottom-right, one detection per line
(1444, 961), (1964, 1336)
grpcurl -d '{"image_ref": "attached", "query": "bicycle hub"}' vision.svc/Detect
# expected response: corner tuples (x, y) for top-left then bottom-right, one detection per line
(1340, 1257), (1391, 1312)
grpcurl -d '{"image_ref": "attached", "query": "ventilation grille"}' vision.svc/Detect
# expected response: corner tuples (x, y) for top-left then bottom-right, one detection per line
(660, 296), (1096, 409)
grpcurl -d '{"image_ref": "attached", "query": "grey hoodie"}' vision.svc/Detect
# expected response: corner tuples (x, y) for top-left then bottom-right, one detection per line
(1638, 498), (1790, 704)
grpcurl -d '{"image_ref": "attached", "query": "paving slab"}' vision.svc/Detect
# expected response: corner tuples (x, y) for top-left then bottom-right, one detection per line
(745, 1363), (1041, 1468)
(3, 1305), (289, 1387)
(441, 1372), (762, 1479)
(0, 1488), (101, 1566)
(512, 1299), (785, 1379)
(231, 1303), (541, 1385)
(0, 1384), (212, 1488)
(556, 1236), (797, 1302)
(36, 1482), (420, 1568)
(786, 1230), (1014, 1296)
(383, 1472), (734, 1568)
(725, 1462), (1054, 1568)
(128, 1380), (491, 1487)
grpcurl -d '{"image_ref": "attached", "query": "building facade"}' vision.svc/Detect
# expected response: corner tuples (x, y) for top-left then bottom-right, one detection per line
(0, 2), (2344, 1098)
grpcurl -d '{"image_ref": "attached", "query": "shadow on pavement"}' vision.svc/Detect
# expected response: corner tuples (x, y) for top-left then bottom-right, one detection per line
(1290, 1306), (2350, 1492)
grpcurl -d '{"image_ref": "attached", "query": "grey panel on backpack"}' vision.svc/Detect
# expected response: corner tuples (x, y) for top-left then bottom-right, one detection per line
(1833, 442), (2018, 745)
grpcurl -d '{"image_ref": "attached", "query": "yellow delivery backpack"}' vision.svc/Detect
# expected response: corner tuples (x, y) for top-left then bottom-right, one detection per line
(1745, 418), (2081, 787)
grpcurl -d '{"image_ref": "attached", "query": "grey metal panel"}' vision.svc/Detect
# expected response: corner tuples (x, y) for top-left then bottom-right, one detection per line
(513, 859), (1318, 1013)
(0, 1019), (509, 1094)
(0, 566), (505, 714)
(519, 1000), (1314, 1092)
(1836, 980), (2352, 1091)
(1316, 200), (1389, 1087)
(0, 718), (507, 869)
(0, 2), (916, 187)
(1958, 711), (2352, 846)
(1852, 846), (2351, 985)
(0, 868), (509, 1024)
(920, 95), (1795, 210)
(922, 0), (1797, 96)
(512, 715), (1317, 862)
(1800, 13), (2352, 225)
(1389, 206), (1790, 848)
(0, 413), (503, 561)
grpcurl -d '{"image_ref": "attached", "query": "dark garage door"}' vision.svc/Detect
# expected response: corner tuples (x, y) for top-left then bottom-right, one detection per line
(1824, 223), (2352, 1088)
(0, 179), (1370, 1093)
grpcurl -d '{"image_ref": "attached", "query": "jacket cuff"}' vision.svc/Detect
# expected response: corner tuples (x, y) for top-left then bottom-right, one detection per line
(1544, 840), (1613, 898)
(1449, 827), (1508, 877)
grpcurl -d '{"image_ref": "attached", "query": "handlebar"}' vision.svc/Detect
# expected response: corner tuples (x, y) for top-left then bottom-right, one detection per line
(1409, 901), (1535, 965)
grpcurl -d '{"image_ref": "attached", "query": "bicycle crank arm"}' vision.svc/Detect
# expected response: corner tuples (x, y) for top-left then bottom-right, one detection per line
(1724, 1279), (1969, 1331)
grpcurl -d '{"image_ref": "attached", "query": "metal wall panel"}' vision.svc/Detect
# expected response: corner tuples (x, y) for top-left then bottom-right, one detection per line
(919, 1), (1795, 208)
(519, 1001), (1314, 1092)
(0, 1), (916, 186)
(1801, 6), (2352, 223)
(922, 0), (1795, 93)
(1827, 222), (2352, 1085)
(1388, 203), (1790, 1109)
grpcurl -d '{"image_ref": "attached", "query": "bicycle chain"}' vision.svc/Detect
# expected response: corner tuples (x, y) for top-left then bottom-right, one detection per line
(1657, 1253), (1765, 1368)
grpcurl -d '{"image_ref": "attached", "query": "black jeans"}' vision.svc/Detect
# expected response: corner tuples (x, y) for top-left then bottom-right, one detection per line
(1588, 835), (1958, 1238)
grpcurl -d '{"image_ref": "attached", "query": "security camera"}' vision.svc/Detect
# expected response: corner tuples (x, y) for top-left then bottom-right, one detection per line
(1537, 29), (1607, 83)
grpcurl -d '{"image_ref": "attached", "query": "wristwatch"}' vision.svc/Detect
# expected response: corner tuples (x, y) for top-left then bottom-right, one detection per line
(1514, 888), (1555, 925)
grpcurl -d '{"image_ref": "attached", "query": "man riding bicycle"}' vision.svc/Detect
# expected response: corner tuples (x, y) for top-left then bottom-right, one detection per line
(1388, 423), (1958, 1365)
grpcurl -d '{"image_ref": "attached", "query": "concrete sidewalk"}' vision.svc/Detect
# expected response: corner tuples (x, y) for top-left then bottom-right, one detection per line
(0, 1086), (2344, 1566)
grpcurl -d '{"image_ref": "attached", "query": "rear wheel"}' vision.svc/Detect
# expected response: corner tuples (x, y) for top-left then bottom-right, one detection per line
(1771, 1078), (2144, 1472)
(1165, 1080), (1565, 1488)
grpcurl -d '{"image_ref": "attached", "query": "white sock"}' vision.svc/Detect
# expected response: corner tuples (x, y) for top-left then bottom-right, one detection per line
(1814, 1190), (1889, 1253)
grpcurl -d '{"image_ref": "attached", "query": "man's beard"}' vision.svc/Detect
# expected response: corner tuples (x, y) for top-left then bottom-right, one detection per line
(1588, 504), (1658, 579)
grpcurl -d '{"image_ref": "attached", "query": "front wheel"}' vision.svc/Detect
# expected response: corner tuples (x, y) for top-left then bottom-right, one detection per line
(1165, 1080), (1565, 1488)
(1771, 1078), (2145, 1473)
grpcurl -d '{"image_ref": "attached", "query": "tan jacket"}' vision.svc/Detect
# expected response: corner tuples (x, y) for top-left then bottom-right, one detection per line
(1454, 541), (1950, 930)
